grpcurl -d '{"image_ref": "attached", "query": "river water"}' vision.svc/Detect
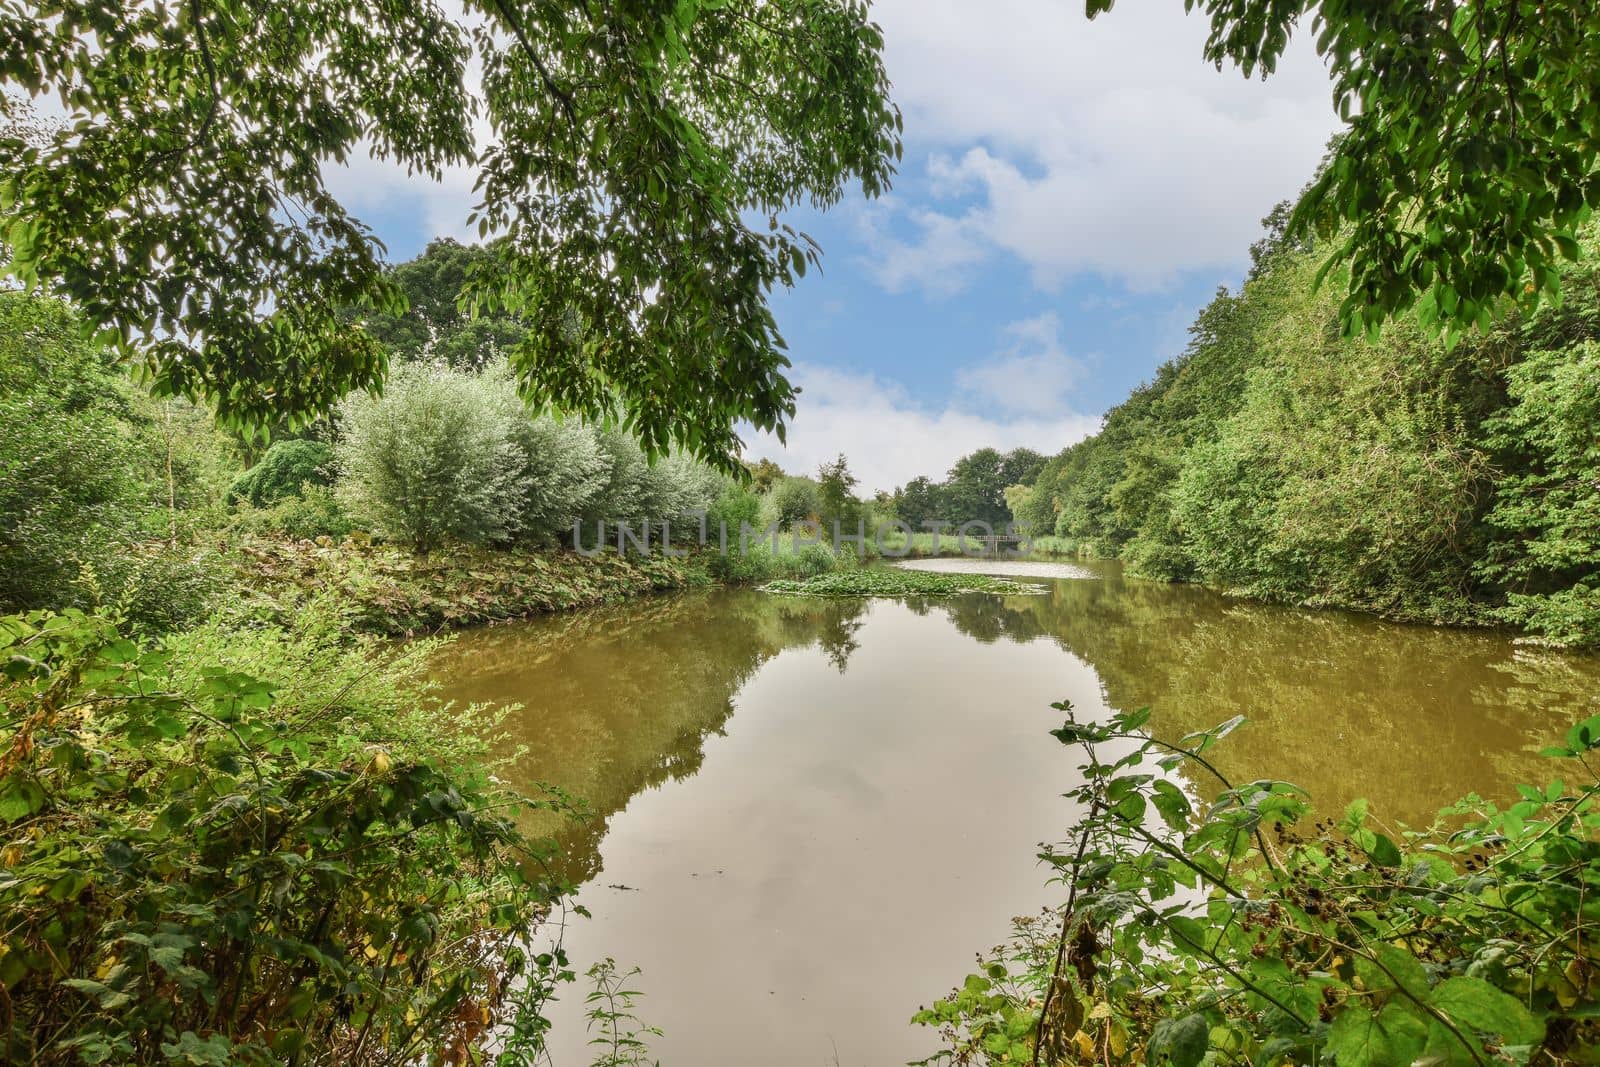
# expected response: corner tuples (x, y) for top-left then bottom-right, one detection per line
(427, 560), (1600, 1065)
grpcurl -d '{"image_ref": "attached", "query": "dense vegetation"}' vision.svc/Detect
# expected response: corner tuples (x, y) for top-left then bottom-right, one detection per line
(762, 570), (1046, 598)
(916, 705), (1600, 1066)
(890, 447), (1047, 532)
(1015, 217), (1600, 647)
(8, 1), (1600, 1061)
(0, 607), (570, 1065)
(1, 0), (900, 465)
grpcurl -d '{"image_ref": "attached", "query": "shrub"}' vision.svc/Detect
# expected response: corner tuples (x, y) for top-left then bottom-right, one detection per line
(918, 705), (1600, 1065)
(766, 477), (819, 530)
(706, 480), (763, 541)
(233, 484), (356, 541)
(0, 390), (143, 611)
(502, 411), (608, 544)
(705, 543), (779, 584)
(779, 542), (842, 579)
(1478, 341), (1600, 646)
(0, 607), (566, 1064)
(226, 438), (334, 507)
(335, 362), (521, 552)
(0, 293), (228, 632)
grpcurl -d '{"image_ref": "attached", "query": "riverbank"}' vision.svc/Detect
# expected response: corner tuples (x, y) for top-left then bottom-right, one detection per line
(228, 534), (711, 636)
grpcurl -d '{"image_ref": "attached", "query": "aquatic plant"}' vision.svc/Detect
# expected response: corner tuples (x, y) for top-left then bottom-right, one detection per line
(762, 569), (1045, 598)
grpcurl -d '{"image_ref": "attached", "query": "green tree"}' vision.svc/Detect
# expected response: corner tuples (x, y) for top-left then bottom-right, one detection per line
(997, 447), (1047, 488)
(0, 292), (230, 628)
(943, 448), (1010, 527)
(1479, 340), (1600, 645)
(1089, 0), (1600, 338)
(747, 457), (786, 494)
(816, 453), (862, 532)
(1, 1), (900, 466)
(894, 476), (945, 530)
(361, 238), (529, 369)
(767, 477), (820, 530)
(226, 439), (334, 508)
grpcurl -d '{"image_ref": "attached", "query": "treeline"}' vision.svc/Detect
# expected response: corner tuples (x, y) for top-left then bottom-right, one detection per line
(889, 447), (1047, 530)
(1014, 213), (1600, 647)
(0, 240), (899, 633)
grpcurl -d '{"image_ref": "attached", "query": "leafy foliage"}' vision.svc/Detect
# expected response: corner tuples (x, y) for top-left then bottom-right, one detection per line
(336, 362), (522, 552)
(1089, 0), (1600, 340)
(892, 448), (1047, 530)
(231, 535), (700, 635)
(0, 607), (569, 1064)
(360, 238), (529, 370)
(1, 0), (900, 467)
(226, 439), (333, 508)
(0, 292), (234, 631)
(766, 476), (821, 529)
(1478, 342), (1600, 646)
(763, 568), (1044, 598)
(1022, 216), (1600, 644)
(917, 704), (1600, 1066)
(816, 453), (863, 533)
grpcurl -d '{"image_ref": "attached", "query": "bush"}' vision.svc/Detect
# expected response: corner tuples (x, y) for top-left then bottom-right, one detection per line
(0, 607), (566, 1064)
(766, 477), (819, 529)
(1479, 341), (1600, 646)
(233, 484), (356, 541)
(336, 362), (521, 552)
(780, 542), (842, 579)
(579, 431), (719, 538)
(0, 390), (144, 610)
(0, 293), (230, 632)
(918, 705), (1600, 1065)
(501, 408), (608, 544)
(226, 439), (334, 507)
(706, 480), (763, 541)
(337, 362), (720, 554)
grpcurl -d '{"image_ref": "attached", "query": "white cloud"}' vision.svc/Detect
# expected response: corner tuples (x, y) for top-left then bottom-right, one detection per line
(320, 152), (483, 248)
(744, 361), (1099, 495)
(851, 197), (991, 297)
(956, 312), (1084, 416)
(860, 0), (1339, 292)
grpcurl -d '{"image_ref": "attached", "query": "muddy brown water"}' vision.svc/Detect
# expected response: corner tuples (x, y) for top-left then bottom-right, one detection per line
(427, 560), (1600, 1065)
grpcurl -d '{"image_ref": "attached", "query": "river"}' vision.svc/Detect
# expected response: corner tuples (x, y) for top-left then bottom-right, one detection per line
(426, 559), (1600, 1065)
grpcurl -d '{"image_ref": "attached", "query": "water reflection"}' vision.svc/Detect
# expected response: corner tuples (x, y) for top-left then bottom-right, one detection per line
(427, 569), (1600, 1064)
(426, 591), (870, 883)
(935, 567), (1600, 822)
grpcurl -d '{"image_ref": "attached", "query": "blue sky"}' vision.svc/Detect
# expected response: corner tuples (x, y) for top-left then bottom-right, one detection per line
(328, 2), (1339, 493)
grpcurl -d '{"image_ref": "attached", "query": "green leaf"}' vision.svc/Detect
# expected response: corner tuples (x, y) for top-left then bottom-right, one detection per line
(1326, 1002), (1428, 1067)
(1356, 944), (1430, 999)
(1428, 976), (1544, 1047)
(1148, 1012), (1209, 1067)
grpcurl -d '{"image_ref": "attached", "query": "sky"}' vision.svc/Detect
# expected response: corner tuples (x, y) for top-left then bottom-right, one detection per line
(324, 1), (1341, 494)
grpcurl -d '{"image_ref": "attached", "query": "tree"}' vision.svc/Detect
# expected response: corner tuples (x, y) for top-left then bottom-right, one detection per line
(361, 239), (529, 369)
(1090, 0), (1600, 339)
(747, 457), (785, 494)
(768, 477), (819, 529)
(895, 476), (944, 530)
(1002, 484), (1033, 524)
(943, 448), (1009, 527)
(816, 453), (861, 532)
(998, 447), (1047, 489)
(0, 1), (900, 468)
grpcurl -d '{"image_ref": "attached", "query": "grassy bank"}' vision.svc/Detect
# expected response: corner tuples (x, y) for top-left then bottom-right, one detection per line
(230, 534), (707, 636)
